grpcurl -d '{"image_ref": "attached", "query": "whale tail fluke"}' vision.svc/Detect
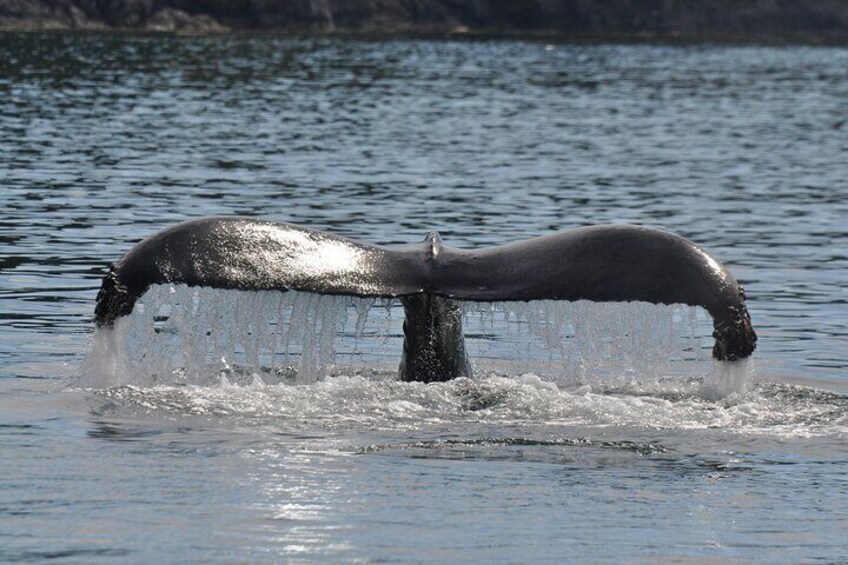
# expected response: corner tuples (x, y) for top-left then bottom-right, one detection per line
(94, 217), (756, 382)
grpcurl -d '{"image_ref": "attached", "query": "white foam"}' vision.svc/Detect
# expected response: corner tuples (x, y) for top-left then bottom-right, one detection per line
(91, 375), (846, 439)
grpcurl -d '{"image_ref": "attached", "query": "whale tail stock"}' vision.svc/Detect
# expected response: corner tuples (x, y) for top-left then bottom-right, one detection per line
(94, 217), (757, 382)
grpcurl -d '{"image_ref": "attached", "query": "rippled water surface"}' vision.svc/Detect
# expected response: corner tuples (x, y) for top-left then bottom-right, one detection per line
(1, 34), (847, 563)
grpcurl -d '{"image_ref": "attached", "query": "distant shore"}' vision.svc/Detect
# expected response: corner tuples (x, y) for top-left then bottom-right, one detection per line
(2, 0), (848, 43)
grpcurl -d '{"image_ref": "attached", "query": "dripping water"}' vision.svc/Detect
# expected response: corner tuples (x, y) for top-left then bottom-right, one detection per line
(82, 285), (749, 396)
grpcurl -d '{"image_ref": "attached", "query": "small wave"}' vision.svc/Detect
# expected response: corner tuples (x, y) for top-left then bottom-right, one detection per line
(361, 437), (669, 456)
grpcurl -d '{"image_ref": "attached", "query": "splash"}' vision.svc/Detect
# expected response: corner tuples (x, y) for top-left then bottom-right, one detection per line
(76, 286), (848, 439)
(84, 286), (374, 388)
(461, 299), (718, 388)
(82, 285), (727, 390)
(91, 375), (847, 439)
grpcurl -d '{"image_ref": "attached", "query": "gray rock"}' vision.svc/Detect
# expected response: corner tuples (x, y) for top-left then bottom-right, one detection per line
(1, 0), (847, 39)
(145, 8), (228, 34)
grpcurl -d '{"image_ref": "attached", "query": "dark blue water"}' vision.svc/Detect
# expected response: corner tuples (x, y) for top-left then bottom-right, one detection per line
(1, 34), (847, 563)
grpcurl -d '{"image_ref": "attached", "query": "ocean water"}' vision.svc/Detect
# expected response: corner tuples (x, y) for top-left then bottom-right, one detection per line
(1, 33), (847, 563)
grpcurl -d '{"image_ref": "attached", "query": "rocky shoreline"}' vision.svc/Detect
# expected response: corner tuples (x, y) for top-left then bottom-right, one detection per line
(2, 0), (848, 41)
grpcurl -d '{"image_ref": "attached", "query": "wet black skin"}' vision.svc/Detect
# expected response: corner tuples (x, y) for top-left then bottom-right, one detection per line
(95, 217), (756, 382)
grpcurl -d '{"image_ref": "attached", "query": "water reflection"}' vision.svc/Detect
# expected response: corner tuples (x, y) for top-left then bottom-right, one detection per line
(244, 447), (357, 560)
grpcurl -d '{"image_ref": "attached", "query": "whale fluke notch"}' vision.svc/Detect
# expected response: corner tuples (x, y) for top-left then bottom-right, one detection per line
(94, 217), (757, 381)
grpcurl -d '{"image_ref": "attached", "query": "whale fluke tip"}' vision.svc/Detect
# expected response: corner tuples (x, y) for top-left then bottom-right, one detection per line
(712, 295), (757, 362)
(94, 263), (136, 327)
